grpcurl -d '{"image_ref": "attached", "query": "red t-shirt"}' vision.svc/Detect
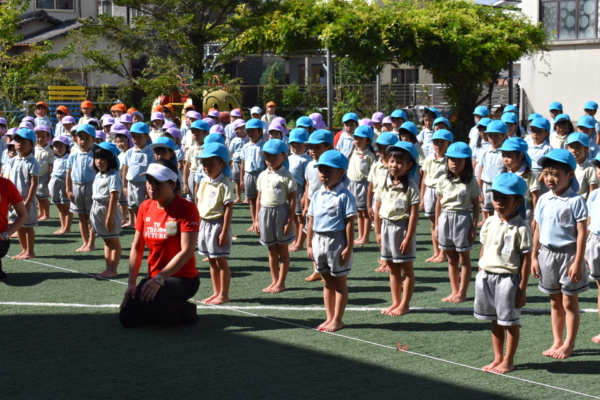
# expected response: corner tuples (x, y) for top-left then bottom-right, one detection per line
(135, 196), (200, 279)
(333, 130), (343, 147)
(0, 178), (23, 232)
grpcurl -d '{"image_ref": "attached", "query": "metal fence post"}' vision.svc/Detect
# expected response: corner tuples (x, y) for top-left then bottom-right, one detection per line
(376, 72), (381, 111)
(326, 49), (333, 130)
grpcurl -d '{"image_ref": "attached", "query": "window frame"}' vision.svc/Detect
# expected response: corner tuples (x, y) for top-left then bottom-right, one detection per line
(98, 0), (114, 17)
(35, 0), (75, 12)
(391, 68), (419, 84)
(540, 0), (599, 41)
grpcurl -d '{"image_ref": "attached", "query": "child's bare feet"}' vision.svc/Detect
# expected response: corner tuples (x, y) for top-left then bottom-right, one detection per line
(478, 221), (484, 226)
(95, 270), (118, 279)
(262, 282), (276, 293)
(11, 251), (25, 259)
(552, 345), (574, 359)
(305, 272), (321, 282)
(266, 284), (286, 293)
(242, 199), (249, 204)
(425, 254), (439, 262)
(121, 222), (134, 228)
(375, 265), (391, 273)
(233, 198), (241, 204)
(449, 294), (467, 303)
(592, 334), (600, 343)
(75, 245), (87, 252)
(14, 252), (36, 260)
(432, 255), (448, 263)
(482, 360), (502, 372)
(381, 305), (397, 315)
(386, 306), (410, 316)
(442, 294), (458, 302)
(53, 229), (65, 235)
(202, 257), (209, 262)
(317, 319), (332, 330)
(38, 216), (49, 221)
(542, 342), (563, 357)
(79, 245), (95, 253)
(354, 238), (365, 246)
(322, 321), (344, 332)
(201, 295), (218, 304)
(9, 232), (18, 238)
(207, 296), (230, 305)
(491, 361), (515, 374)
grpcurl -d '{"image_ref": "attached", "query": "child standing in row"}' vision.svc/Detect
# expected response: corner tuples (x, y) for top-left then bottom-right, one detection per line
(336, 113), (358, 158)
(184, 120), (209, 202)
(567, 132), (598, 199)
(288, 128), (311, 252)
(478, 120), (508, 225)
(34, 102), (52, 127)
(49, 135), (72, 234)
(587, 154), (600, 344)
(228, 119), (248, 203)
(34, 125), (54, 221)
(240, 119), (266, 232)
(526, 117), (552, 195)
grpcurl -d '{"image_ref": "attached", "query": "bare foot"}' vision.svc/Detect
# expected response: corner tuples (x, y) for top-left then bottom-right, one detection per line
(317, 320), (332, 330)
(322, 321), (344, 332)
(79, 246), (94, 253)
(482, 360), (502, 372)
(449, 294), (467, 303)
(381, 305), (397, 315)
(387, 306), (410, 316)
(207, 296), (230, 305)
(592, 334), (600, 343)
(75, 245), (87, 252)
(542, 342), (563, 357)
(425, 254), (439, 262)
(289, 243), (299, 252)
(491, 361), (515, 374)
(375, 265), (391, 273)
(121, 222), (134, 228)
(305, 272), (321, 282)
(442, 294), (458, 302)
(201, 295), (218, 304)
(14, 252), (36, 260)
(202, 257), (209, 262)
(11, 251), (25, 259)
(262, 283), (276, 293)
(53, 229), (68, 235)
(38, 216), (49, 221)
(95, 271), (118, 279)
(267, 285), (286, 293)
(9, 232), (18, 238)
(233, 198), (241, 204)
(354, 239), (365, 245)
(232, 235), (238, 240)
(247, 226), (254, 232)
(242, 199), (249, 204)
(478, 221), (484, 227)
(432, 255), (448, 263)
(552, 345), (574, 359)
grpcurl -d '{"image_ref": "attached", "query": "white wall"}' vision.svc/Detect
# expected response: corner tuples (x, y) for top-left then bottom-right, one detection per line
(380, 64), (434, 85)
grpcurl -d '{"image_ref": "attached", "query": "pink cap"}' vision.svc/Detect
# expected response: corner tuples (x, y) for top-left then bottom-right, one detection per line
(186, 111), (202, 120)
(372, 112), (385, 123)
(210, 125), (225, 135)
(62, 116), (76, 125)
(52, 135), (71, 146)
(19, 121), (34, 129)
(151, 112), (164, 121)
(7, 140), (16, 146)
(230, 109), (243, 117)
(119, 114), (133, 124)
(359, 118), (374, 128)
(165, 127), (182, 139)
(203, 117), (215, 127)
(232, 119), (246, 130)
(34, 125), (51, 133)
(96, 130), (106, 140)
(382, 116), (392, 124)
(309, 113), (326, 130)
(268, 122), (284, 133)
(163, 121), (177, 130)
(112, 129), (134, 148)
(208, 110), (220, 118)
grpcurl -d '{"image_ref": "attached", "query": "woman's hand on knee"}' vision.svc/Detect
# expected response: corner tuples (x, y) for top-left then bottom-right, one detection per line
(120, 284), (137, 308)
(140, 279), (161, 301)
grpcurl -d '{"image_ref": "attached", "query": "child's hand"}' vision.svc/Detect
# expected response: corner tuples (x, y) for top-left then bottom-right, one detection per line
(368, 208), (374, 221)
(400, 238), (412, 255)
(433, 227), (439, 241)
(307, 246), (314, 261)
(240, 180), (245, 191)
(218, 230), (228, 247)
(183, 184), (189, 195)
(568, 262), (582, 283)
(515, 288), (527, 309)
(253, 223), (260, 235)
(479, 194), (484, 203)
(120, 284), (137, 308)
(123, 186), (128, 197)
(468, 226), (476, 244)
(340, 247), (351, 266)
(302, 207), (308, 218)
(420, 201), (425, 212)
(530, 220), (536, 232)
(376, 233), (381, 247)
(300, 197), (305, 210)
(67, 191), (75, 202)
(531, 258), (540, 278)
(283, 221), (292, 237)
(105, 217), (114, 233)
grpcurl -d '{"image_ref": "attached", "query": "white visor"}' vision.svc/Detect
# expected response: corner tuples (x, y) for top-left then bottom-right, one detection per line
(140, 163), (178, 182)
(251, 106), (262, 114)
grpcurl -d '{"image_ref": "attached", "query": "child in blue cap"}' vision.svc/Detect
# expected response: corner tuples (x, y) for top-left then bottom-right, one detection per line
(475, 173), (532, 374)
(256, 139), (297, 293)
(587, 154), (600, 344)
(501, 112), (520, 139)
(9, 129), (40, 259)
(469, 105), (490, 149)
(307, 150), (357, 331)
(575, 115), (600, 160)
(472, 117), (491, 182)
(91, 142), (123, 278)
(67, 124), (98, 253)
(398, 121), (425, 187)
(525, 117), (553, 195)
(287, 128), (312, 253)
(550, 114), (574, 150)
(418, 107), (439, 156)
(374, 142), (420, 317)
(421, 129), (452, 264)
(390, 109), (407, 134)
(228, 119), (249, 203)
(533, 149), (588, 360)
(349, 125), (376, 246)
(478, 120), (508, 225)
(184, 120), (209, 202)
(567, 132), (598, 199)
(336, 113), (359, 159)
(548, 101), (563, 133)
(196, 142), (235, 304)
(582, 101), (600, 142)
(240, 118), (267, 232)
(49, 135), (72, 235)
(435, 142), (480, 304)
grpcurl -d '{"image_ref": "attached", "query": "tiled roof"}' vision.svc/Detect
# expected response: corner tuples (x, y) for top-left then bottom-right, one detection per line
(16, 19), (82, 45)
(18, 10), (63, 27)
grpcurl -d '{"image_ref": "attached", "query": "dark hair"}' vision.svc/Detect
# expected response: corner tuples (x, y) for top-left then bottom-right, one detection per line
(423, 110), (437, 119)
(155, 159), (181, 194)
(541, 158), (574, 174)
(594, 159), (600, 169)
(446, 157), (474, 184)
(556, 120), (575, 135)
(385, 148), (414, 193)
(52, 141), (70, 156)
(93, 147), (119, 173)
(114, 134), (130, 149)
(399, 130), (418, 144)
(500, 151), (532, 178)
(153, 146), (177, 163)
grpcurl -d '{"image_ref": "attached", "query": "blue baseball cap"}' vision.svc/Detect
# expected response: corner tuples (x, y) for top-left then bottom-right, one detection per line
(431, 129), (453, 143)
(474, 106), (490, 117)
(504, 105), (518, 113)
(399, 121), (418, 136)
(577, 115), (596, 129)
(390, 109), (407, 120)
(149, 137), (176, 151)
(387, 141), (419, 179)
(76, 124), (97, 138)
(374, 132), (399, 147)
(477, 117), (492, 127)
(353, 125), (374, 140)
(424, 107), (440, 118)
(14, 128), (37, 142)
(549, 101), (563, 111)
(594, 153), (600, 165)
(314, 150), (349, 170)
(198, 142), (229, 163)
(498, 137), (532, 167)
(501, 112), (519, 124)
(554, 114), (571, 123)
(306, 129), (333, 146)
(538, 149), (577, 171)
(261, 139), (288, 155)
(92, 141), (121, 168)
(201, 133), (225, 147)
(190, 120), (210, 132)
(445, 142), (472, 158)
(246, 118), (263, 130)
(342, 113), (359, 123)
(487, 173), (527, 199)
(528, 113), (542, 121)
(130, 122), (150, 135)
(296, 116), (313, 128)
(530, 117), (550, 131)
(584, 101), (598, 110)
(485, 120), (508, 135)
(433, 117), (451, 129)
(288, 128), (308, 144)
(567, 132), (590, 147)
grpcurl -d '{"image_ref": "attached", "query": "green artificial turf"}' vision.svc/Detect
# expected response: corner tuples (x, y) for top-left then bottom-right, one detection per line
(1, 204), (599, 399)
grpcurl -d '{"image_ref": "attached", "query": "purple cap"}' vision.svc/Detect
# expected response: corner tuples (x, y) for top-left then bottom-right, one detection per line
(210, 125), (225, 135)
(52, 135), (71, 146)
(23, 116), (35, 123)
(165, 127), (182, 139)
(163, 121), (177, 130)
(88, 118), (99, 126)
(119, 114), (133, 124)
(232, 119), (246, 130)
(309, 113), (326, 130)
(109, 123), (128, 135)
(131, 111), (144, 120)
(203, 117), (215, 127)
(6, 127), (17, 136)
(208, 110), (220, 118)
(382, 116), (392, 124)
(112, 129), (134, 148)
(62, 116), (76, 125)
(372, 112), (385, 123)
(19, 121), (34, 129)
(151, 112), (164, 121)
(186, 111), (202, 120)
(230, 109), (243, 117)
(273, 117), (287, 126)
(359, 118), (374, 128)
(101, 114), (113, 122)
(0, 117), (7, 126)
(96, 130), (106, 140)
(7, 140), (16, 146)
(268, 122), (284, 133)
(34, 125), (51, 133)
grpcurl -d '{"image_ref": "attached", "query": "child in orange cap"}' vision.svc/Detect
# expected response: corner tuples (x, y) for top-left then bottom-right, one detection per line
(34, 102), (52, 128)
(262, 102), (278, 124)
(79, 101), (95, 126)
(54, 105), (71, 137)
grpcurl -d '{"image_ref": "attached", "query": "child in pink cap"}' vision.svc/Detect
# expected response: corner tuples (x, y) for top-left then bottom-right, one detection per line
(150, 112), (165, 143)
(49, 135), (73, 234)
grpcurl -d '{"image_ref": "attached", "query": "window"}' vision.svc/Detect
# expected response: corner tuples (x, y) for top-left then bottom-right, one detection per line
(391, 68), (418, 84)
(36, 0), (74, 10)
(98, 0), (113, 16)
(540, 0), (598, 40)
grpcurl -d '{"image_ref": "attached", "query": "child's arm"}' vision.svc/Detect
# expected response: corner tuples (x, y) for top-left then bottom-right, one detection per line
(240, 160), (245, 190)
(531, 190), (539, 231)
(66, 169), (75, 201)
(590, 183), (598, 193)
(531, 224), (541, 278)
(374, 199), (382, 246)
(306, 216), (314, 261)
(516, 251), (532, 309)
(284, 191), (296, 237)
(105, 190), (119, 232)
(25, 176), (38, 209)
(341, 216), (355, 266)
(477, 164), (484, 202)
(183, 161), (190, 194)
(302, 185), (310, 218)
(470, 196), (480, 244)
(7, 201), (28, 236)
(367, 182), (375, 220)
(570, 221), (588, 282)
(433, 195), (442, 241)
(420, 170), (428, 211)
(254, 191), (261, 233)
(122, 165), (129, 197)
(401, 204), (420, 255)
(219, 202), (233, 247)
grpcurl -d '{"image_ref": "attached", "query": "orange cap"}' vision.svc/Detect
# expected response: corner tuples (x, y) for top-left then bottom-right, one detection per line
(153, 105), (163, 113)
(81, 100), (94, 109)
(55, 105), (70, 115)
(184, 104), (195, 110)
(127, 107), (137, 115)
(115, 103), (127, 112)
(266, 101), (276, 108)
(163, 104), (174, 114)
(36, 101), (49, 109)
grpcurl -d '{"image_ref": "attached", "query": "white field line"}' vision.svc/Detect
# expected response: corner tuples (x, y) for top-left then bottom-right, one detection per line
(6, 256), (600, 399)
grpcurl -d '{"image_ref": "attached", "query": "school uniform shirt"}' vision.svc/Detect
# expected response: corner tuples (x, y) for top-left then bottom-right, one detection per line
(468, 126), (479, 150)
(175, 145), (185, 164)
(197, 173), (234, 220)
(347, 149), (376, 181)
(150, 129), (163, 144)
(473, 142), (490, 163)
(336, 133), (355, 159)
(135, 196), (200, 279)
(422, 154), (447, 188)
(436, 176), (481, 211)
(415, 142), (426, 166)
(55, 122), (66, 137)
(367, 161), (388, 191)
(524, 137), (553, 172)
(34, 144), (55, 176)
(34, 116), (52, 127)
(587, 140), (599, 161)
(261, 114), (277, 124)
(92, 169), (123, 202)
(288, 152), (311, 186)
(418, 128), (434, 154)
(224, 124), (236, 143)
(374, 176), (421, 221)
(305, 159), (322, 200)
(124, 146), (155, 182)
(549, 133), (568, 150)
(479, 147), (504, 183)
(479, 214), (533, 275)
(510, 167), (540, 203)
(257, 166), (297, 207)
(51, 154), (69, 179)
(67, 148), (95, 184)
(0, 177), (22, 232)
(9, 152), (40, 197)
(587, 189), (600, 235)
(229, 136), (250, 163)
(574, 159), (598, 199)
(185, 143), (203, 174)
(308, 181), (357, 232)
(534, 187), (588, 248)
(239, 139), (266, 173)
(78, 116), (92, 126)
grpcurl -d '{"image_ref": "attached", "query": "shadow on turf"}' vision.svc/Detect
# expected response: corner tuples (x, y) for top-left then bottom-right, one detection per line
(0, 271), (107, 287)
(518, 358), (600, 374)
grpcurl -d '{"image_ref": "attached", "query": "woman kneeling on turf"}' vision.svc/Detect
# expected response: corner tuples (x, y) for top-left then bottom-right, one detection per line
(119, 160), (201, 327)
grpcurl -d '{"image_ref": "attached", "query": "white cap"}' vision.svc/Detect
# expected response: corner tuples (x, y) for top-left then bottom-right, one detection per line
(251, 106), (262, 115)
(140, 163), (178, 182)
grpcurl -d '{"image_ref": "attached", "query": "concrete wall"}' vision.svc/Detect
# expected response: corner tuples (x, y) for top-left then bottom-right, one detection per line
(380, 64), (434, 85)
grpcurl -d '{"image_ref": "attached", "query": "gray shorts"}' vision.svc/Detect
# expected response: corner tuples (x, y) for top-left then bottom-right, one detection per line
(524, 201), (533, 228)
(381, 218), (416, 263)
(90, 200), (123, 239)
(49, 177), (69, 205)
(259, 204), (295, 246)
(127, 181), (146, 209)
(36, 173), (50, 200)
(244, 171), (261, 199)
(413, 168), (422, 189)
(586, 232), (600, 280)
(423, 186), (437, 216)
(295, 184), (305, 215)
(438, 209), (473, 252)
(198, 216), (231, 258)
(231, 161), (241, 183)
(348, 179), (369, 210)
(482, 181), (493, 212)
(312, 230), (352, 276)
(23, 200), (39, 228)
(119, 190), (127, 206)
(538, 244), (589, 295)
(474, 270), (521, 326)
(70, 182), (93, 214)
